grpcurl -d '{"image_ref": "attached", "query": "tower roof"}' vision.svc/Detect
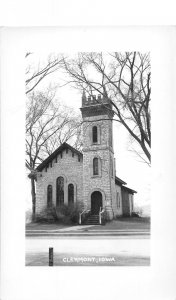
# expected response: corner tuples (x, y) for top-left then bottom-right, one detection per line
(82, 92), (111, 107)
(81, 93), (114, 118)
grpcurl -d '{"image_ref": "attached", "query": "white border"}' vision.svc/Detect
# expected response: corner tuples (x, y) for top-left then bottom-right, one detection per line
(1, 26), (176, 300)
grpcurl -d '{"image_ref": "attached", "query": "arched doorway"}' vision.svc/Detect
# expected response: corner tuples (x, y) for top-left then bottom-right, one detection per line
(91, 191), (102, 215)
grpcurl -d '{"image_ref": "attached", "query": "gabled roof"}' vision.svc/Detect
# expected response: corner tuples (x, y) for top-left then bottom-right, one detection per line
(121, 185), (137, 194)
(115, 176), (127, 186)
(36, 143), (137, 194)
(36, 142), (82, 172)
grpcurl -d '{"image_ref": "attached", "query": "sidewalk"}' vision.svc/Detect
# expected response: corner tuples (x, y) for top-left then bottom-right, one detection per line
(26, 224), (150, 237)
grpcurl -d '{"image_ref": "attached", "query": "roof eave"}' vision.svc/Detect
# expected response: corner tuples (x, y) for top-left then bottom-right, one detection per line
(36, 142), (82, 172)
(115, 176), (127, 185)
(122, 186), (137, 194)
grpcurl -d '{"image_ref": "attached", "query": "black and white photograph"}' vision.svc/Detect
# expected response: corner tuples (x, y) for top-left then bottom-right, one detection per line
(25, 51), (151, 266)
(1, 24), (176, 300)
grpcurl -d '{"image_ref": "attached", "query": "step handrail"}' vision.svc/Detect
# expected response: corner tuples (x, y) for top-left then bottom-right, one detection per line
(99, 207), (105, 225)
(79, 209), (90, 225)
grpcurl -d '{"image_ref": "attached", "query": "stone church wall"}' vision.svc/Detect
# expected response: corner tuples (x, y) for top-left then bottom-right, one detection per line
(35, 95), (136, 220)
(82, 114), (116, 219)
(82, 114), (113, 152)
(114, 184), (123, 216)
(83, 149), (112, 209)
(35, 149), (83, 213)
(121, 189), (131, 216)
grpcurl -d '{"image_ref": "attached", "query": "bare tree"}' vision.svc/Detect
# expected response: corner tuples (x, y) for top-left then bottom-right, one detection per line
(26, 88), (81, 219)
(62, 52), (151, 164)
(25, 53), (64, 94)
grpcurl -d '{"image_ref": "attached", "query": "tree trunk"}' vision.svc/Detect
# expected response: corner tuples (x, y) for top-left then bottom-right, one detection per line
(31, 177), (36, 221)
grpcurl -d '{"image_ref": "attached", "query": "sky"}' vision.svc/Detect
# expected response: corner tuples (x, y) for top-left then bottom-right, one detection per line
(26, 52), (151, 212)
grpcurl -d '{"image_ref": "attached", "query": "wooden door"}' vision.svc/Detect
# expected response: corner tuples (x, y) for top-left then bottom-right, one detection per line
(91, 191), (102, 215)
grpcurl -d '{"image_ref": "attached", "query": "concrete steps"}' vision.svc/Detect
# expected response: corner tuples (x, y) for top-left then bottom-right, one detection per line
(84, 214), (100, 225)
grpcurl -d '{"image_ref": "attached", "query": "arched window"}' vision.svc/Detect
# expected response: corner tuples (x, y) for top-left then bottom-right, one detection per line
(56, 176), (64, 206)
(93, 157), (99, 175)
(68, 183), (74, 205)
(47, 185), (52, 208)
(92, 126), (98, 143)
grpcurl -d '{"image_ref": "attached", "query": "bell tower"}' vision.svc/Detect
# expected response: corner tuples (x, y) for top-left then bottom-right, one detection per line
(80, 91), (116, 219)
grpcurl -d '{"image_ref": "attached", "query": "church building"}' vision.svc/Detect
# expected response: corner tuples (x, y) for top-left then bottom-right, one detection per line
(35, 92), (137, 223)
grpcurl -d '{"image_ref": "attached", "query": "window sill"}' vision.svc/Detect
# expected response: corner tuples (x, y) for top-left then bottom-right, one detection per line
(91, 175), (102, 178)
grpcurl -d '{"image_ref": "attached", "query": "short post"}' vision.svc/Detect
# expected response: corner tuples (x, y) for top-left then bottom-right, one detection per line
(49, 247), (53, 266)
(79, 213), (81, 225)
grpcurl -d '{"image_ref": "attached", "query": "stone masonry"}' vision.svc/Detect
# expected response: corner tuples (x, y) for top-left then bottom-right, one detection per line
(36, 148), (83, 213)
(35, 93), (136, 219)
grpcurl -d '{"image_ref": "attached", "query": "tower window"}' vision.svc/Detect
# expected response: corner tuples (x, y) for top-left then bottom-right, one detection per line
(92, 126), (98, 143)
(93, 157), (99, 175)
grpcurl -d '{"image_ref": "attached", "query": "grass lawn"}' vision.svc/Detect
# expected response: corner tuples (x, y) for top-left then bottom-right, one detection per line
(26, 223), (72, 231)
(87, 217), (150, 231)
(26, 217), (150, 232)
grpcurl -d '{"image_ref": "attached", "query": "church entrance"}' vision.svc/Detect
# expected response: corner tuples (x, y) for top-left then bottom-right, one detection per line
(91, 191), (102, 215)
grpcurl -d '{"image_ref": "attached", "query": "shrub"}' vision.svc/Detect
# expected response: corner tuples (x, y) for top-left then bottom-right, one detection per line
(131, 212), (140, 218)
(81, 210), (91, 224)
(55, 203), (81, 224)
(131, 208), (143, 218)
(25, 210), (32, 223)
(70, 202), (84, 224)
(55, 204), (71, 224)
(34, 202), (84, 224)
(35, 207), (57, 223)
